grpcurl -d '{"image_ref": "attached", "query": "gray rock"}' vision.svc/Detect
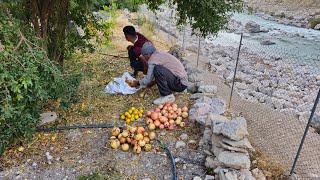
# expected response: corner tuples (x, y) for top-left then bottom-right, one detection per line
(211, 144), (225, 157)
(203, 128), (212, 146)
(212, 117), (249, 141)
(196, 96), (213, 104)
(45, 152), (53, 165)
(260, 40), (276, 45)
(180, 133), (188, 141)
(221, 138), (254, 150)
(32, 162), (38, 169)
(210, 98), (226, 115)
(40, 112), (58, 125)
(189, 73), (204, 83)
(245, 21), (260, 33)
(209, 114), (229, 122)
(314, 24), (320, 30)
(175, 141), (186, 149)
(240, 169), (256, 180)
(193, 176), (202, 180)
(217, 151), (251, 170)
(204, 175), (215, 180)
(198, 85), (218, 94)
(219, 142), (249, 154)
(219, 169), (238, 180)
(251, 168), (266, 180)
(310, 112), (320, 131)
(205, 156), (223, 169)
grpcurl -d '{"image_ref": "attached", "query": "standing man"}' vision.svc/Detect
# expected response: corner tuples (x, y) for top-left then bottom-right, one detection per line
(127, 42), (189, 105)
(123, 25), (150, 77)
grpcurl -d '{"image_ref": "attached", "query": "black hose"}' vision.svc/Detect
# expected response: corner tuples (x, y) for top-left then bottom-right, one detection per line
(36, 123), (120, 132)
(157, 139), (178, 180)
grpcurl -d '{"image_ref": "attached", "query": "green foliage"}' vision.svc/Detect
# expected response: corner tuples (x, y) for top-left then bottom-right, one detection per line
(247, 6), (254, 14)
(0, 11), (81, 155)
(309, 18), (320, 28)
(1, 0), (108, 65)
(78, 171), (124, 180)
(145, 0), (243, 37)
(79, 172), (105, 180)
(98, 4), (118, 45)
(115, 0), (145, 12)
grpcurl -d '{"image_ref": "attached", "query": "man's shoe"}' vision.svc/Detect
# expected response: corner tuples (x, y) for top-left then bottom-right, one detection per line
(153, 94), (175, 105)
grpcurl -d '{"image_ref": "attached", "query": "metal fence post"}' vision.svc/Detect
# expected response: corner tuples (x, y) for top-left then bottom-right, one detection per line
(290, 88), (320, 175)
(228, 33), (243, 110)
(182, 27), (186, 52)
(196, 37), (201, 67)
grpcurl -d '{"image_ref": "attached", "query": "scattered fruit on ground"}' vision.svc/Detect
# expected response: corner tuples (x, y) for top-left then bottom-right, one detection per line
(145, 103), (189, 130)
(107, 125), (156, 154)
(120, 107), (144, 124)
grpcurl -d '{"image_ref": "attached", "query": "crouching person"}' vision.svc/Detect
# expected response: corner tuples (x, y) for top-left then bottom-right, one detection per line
(127, 42), (188, 105)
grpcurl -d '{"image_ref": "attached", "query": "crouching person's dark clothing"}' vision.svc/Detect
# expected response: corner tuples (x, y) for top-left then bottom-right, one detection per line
(128, 32), (150, 76)
(139, 51), (188, 96)
(154, 65), (187, 96)
(128, 47), (144, 76)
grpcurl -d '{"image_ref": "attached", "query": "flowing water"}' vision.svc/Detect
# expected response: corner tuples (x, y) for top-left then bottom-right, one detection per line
(208, 13), (320, 73)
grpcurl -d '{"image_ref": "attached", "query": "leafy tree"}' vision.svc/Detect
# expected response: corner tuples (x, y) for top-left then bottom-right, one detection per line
(146, 0), (243, 37)
(2, 0), (106, 66)
(0, 10), (64, 155)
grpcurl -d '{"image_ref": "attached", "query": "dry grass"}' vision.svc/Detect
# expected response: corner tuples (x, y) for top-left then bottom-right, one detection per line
(250, 149), (288, 180)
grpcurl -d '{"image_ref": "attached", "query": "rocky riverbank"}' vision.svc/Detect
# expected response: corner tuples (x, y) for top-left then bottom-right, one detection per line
(245, 0), (320, 29)
(142, 6), (320, 126)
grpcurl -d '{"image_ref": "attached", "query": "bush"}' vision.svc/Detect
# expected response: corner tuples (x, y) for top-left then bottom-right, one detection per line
(0, 12), (81, 155)
(309, 18), (320, 28)
(115, 0), (144, 12)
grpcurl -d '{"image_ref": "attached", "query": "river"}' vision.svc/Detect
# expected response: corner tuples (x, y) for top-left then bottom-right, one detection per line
(208, 13), (320, 73)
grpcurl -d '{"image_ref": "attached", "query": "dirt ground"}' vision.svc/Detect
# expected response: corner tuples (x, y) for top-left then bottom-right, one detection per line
(0, 13), (206, 180)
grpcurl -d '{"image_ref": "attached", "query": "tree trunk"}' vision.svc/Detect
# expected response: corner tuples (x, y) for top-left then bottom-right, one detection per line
(47, 0), (69, 66)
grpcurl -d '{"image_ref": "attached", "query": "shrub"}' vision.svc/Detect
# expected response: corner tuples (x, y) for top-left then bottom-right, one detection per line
(309, 18), (320, 28)
(115, 0), (145, 12)
(0, 12), (81, 155)
(247, 6), (254, 14)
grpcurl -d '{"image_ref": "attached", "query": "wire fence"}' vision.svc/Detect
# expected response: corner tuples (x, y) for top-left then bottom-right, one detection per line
(139, 5), (320, 179)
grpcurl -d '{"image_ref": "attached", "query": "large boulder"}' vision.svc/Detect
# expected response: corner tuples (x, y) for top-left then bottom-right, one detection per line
(212, 117), (249, 141)
(314, 24), (320, 30)
(217, 151), (251, 170)
(245, 21), (261, 33)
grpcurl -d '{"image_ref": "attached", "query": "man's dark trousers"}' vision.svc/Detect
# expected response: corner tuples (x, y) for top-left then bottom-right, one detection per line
(128, 47), (144, 76)
(153, 65), (187, 96)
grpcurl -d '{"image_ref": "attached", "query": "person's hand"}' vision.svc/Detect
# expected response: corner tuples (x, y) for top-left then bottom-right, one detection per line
(127, 45), (133, 51)
(126, 79), (139, 87)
